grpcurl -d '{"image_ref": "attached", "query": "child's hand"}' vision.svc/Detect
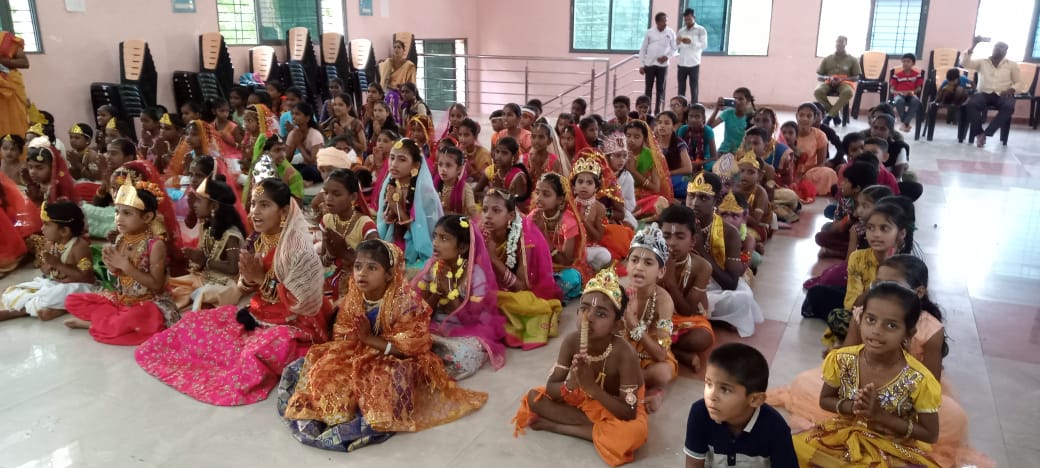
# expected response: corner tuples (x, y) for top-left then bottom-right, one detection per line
(183, 248), (205, 267)
(572, 356), (598, 391)
(324, 228), (348, 260)
(41, 251), (61, 268)
(852, 383), (876, 417)
(102, 243), (132, 271)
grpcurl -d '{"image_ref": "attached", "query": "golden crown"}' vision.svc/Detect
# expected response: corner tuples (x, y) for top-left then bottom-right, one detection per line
(718, 192), (743, 214)
(571, 154), (603, 178)
(2, 134), (12, 142)
(196, 177), (212, 201)
(601, 132), (626, 154)
(105, 118), (117, 130)
(69, 124), (87, 136)
(582, 266), (623, 310)
(159, 113), (173, 126)
(687, 172), (715, 196)
(39, 202), (74, 224)
(737, 150), (760, 169)
(28, 122), (44, 136)
(114, 178), (164, 210)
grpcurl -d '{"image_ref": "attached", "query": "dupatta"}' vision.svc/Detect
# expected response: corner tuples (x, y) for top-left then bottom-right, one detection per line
(0, 171), (40, 237)
(27, 137), (79, 204)
(526, 172), (589, 279)
(518, 214), (562, 300)
(265, 198), (324, 316)
(375, 154), (443, 267)
(410, 221), (506, 369)
(634, 119), (674, 200)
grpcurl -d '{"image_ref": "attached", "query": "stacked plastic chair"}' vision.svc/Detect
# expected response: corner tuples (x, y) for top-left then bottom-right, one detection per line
(118, 39), (157, 116)
(285, 27), (322, 110)
(249, 45), (280, 91)
(347, 38), (378, 110)
(200, 32), (234, 98)
(322, 32), (350, 102)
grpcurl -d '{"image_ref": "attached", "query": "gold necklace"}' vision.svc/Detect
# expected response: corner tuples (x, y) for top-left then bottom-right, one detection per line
(331, 211), (360, 238)
(676, 254), (692, 289)
(256, 231), (280, 256)
(122, 231), (149, 245)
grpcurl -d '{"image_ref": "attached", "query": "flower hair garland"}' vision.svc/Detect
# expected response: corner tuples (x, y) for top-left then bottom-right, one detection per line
(505, 212), (522, 270)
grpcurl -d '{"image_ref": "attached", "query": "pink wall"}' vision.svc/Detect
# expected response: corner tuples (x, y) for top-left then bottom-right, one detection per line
(23, 0), (1007, 132)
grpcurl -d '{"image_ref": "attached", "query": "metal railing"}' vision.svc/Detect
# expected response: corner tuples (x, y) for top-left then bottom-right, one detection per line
(415, 52), (615, 115)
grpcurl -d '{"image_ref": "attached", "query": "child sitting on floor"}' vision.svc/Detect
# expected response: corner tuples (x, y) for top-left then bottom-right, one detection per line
(658, 205), (713, 372)
(475, 136), (530, 210)
(529, 172), (591, 300)
(167, 177), (245, 311)
(816, 161), (878, 258)
(66, 123), (102, 183)
(436, 146), (479, 219)
(514, 267), (648, 467)
(319, 168), (377, 300)
(64, 179), (179, 345)
(718, 192), (759, 272)
(684, 343), (797, 468)
(624, 223), (678, 413)
(571, 154), (612, 271)
(1, 201), (94, 321)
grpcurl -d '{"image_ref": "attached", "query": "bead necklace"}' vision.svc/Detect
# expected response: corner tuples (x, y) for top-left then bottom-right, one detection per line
(576, 197), (597, 218)
(329, 210), (361, 239)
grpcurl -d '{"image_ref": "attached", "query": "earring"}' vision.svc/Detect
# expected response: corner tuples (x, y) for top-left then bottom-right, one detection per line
(279, 216), (286, 228)
(410, 167), (419, 177)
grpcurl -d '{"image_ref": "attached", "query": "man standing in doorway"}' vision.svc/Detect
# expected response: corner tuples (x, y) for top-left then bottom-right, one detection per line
(962, 36), (1021, 148)
(676, 8), (707, 104)
(639, 12), (676, 115)
(813, 35), (860, 126)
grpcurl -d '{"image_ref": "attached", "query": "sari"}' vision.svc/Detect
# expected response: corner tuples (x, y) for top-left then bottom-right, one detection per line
(439, 167), (475, 216)
(491, 214), (564, 350)
(280, 241), (487, 451)
(526, 173), (591, 300)
(411, 222), (506, 379)
(792, 345), (942, 468)
(0, 172), (38, 273)
(135, 199), (331, 406)
(26, 138), (79, 205)
(0, 32), (27, 138)
(375, 156), (442, 268)
(406, 115), (437, 171)
(769, 313), (993, 468)
(520, 151), (561, 187)
(241, 104), (282, 200)
(65, 234), (179, 345)
(631, 121), (673, 217)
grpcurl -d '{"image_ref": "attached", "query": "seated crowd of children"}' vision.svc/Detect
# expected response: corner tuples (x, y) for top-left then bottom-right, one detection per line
(0, 77), (991, 467)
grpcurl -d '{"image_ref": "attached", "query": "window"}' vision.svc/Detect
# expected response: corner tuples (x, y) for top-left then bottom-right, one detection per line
(0, 0), (41, 53)
(974, 0), (1035, 61)
(416, 39), (467, 111)
(679, 0), (772, 56)
(571, 0), (651, 52)
(816, 0), (927, 57)
(216, 0), (344, 46)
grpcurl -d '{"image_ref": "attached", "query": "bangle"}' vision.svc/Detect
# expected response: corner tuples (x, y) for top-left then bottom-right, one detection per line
(904, 419), (914, 439)
(835, 398), (846, 416)
(384, 341), (392, 355)
(628, 323), (646, 342)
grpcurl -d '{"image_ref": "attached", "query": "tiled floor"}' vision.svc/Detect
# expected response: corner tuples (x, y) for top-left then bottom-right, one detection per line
(2, 115), (1039, 467)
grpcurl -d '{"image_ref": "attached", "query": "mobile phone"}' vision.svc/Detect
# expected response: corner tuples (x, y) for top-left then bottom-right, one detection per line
(722, 98), (736, 108)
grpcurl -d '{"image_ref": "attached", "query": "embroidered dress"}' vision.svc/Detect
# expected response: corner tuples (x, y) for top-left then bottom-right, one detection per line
(792, 345), (942, 467)
(65, 234), (179, 345)
(2, 238), (95, 315)
(135, 200), (330, 406)
(320, 211), (376, 300)
(280, 242), (487, 451)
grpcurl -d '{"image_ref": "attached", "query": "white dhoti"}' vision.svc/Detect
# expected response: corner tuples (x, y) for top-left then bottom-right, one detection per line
(706, 278), (763, 337)
(586, 245), (612, 271)
(2, 278), (96, 317)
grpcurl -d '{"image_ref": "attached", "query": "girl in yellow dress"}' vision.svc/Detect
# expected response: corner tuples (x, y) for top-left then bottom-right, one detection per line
(794, 282), (941, 467)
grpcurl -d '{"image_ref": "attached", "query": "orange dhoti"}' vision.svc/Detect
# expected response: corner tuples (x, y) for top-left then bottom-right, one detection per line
(514, 386), (648, 467)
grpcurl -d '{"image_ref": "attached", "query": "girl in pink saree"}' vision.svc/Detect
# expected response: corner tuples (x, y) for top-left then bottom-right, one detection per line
(481, 189), (562, 350)
(411, 215), (505, 379)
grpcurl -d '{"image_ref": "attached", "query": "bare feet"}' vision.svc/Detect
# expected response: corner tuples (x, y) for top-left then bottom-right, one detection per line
(0, 309), (29, 321)
(63, 318), (90, 329)
(645, 388), (665, 413)
(976, 133), (987, 148)
(528, 416), (550, 431)
(37, 308), (66, 321)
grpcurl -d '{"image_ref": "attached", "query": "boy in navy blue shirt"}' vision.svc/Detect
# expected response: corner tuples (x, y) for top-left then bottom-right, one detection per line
(684, 343), (797, 468)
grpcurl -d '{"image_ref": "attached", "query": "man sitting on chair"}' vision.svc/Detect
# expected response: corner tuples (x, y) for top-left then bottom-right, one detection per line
(962, 36), (1022, 148)
(813, 36), (860, 126)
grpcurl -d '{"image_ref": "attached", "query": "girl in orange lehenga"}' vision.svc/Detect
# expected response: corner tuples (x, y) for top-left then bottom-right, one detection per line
(279, 239), (487, 452)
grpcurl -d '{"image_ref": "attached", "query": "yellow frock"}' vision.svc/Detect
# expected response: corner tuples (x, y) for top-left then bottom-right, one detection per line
(793, 344), (942, 468)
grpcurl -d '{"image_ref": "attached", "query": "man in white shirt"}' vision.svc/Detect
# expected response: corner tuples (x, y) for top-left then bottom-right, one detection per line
(639, 12), (677, 114)
(962, 36), (1022, 147)
(676, 8), (708, 104)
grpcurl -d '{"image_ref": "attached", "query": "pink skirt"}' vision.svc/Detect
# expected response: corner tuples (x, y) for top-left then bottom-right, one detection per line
(66, 292), (167, 346)
(135, 305), (314, 406)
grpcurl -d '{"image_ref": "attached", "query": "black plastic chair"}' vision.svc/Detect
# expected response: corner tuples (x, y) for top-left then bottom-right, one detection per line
(851, 51), (890, 120)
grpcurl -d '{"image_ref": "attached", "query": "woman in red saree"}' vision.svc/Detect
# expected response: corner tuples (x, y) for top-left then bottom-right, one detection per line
(135, 178), (330, 406)
(0, 31), (29, 138)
